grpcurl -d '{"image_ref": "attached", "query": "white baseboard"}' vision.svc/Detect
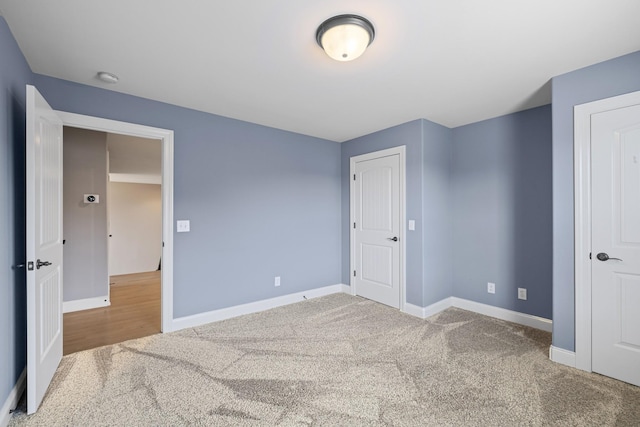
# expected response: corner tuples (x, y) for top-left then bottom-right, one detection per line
(1, 368), (25, 427)
(402, 296), (552, 332)
(172, 284), (348, 331)
(404, 297), (452, 319)
(451, 297), (553, 332)
(402, 302), (426, 318)
(171, 287), (552, 335)
(549, 345), (577, 368)
(63, 296), (110, 313)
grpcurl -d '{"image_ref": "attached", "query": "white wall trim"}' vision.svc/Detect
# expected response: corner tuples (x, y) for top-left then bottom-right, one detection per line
(172, 284), (551, 338)
(573, 90), (640, 372)
(423, 297), (454, 318)
(403, 302), (427, 318)
(549, 345), (576, 368)
(63, 296), (110, 313)
(55, 111), (175, 333)
(349, 146), (406, 311)
(402, 296), (552, 332)
(109, 173), (161, 185)
(172, 284), (347, 331)
(404, 297), (452, 319)
(451, 297), (553, 332)
(1, 368), (25, 427)
(338, 283), (351, 294)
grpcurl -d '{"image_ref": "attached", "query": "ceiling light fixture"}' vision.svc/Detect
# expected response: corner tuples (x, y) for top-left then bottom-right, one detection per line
(316, 14), (375, 62)
(97, 71), (119, 84)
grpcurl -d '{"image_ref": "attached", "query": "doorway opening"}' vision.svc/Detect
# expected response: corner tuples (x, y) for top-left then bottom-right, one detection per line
(57, 111), (174, 355)
(61, 127), (164, 354)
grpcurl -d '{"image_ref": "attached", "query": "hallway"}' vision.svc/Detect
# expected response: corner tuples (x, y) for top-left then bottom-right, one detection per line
(63, 271), (161, 355)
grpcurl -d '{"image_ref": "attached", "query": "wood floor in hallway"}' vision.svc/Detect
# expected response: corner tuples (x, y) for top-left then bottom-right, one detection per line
(63, 271), (161, 355)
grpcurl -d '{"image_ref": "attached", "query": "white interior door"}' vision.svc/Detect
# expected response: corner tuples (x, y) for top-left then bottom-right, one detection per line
(351, 150), (402, 308)
(26, 85), (64, 413)
(591, 102), (640, 387)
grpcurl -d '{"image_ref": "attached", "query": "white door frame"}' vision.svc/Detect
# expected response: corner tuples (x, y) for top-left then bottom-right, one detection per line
(349, 145), (406, 311)
(56, 111), (175, 332)
(574, 90), (640, 371)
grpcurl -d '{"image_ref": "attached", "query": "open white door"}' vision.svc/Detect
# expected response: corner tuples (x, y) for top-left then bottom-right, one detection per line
(26, 85), (64, 413)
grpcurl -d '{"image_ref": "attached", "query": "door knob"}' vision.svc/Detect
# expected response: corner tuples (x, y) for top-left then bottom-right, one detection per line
(387, 236), (398, 242)
(596, 252), (623, 262)
(36, 259), (52, 269)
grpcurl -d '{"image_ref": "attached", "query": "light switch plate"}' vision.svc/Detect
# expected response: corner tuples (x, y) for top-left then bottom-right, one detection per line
(408, 220), (415, 231)
(176, 220), (190, 232)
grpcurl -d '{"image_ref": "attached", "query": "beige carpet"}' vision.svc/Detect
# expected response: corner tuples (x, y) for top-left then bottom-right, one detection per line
(10, 293), (640, 426)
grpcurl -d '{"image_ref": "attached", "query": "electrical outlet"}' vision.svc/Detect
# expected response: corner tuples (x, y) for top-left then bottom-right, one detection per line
(518, 288), (527, 300)
(487, 282), (496, 294)
(176, 220), (190, 232)
(274, 276), (281, 287)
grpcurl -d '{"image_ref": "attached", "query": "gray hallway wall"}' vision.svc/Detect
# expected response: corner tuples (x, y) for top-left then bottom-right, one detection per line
(63, 127), (109, 303)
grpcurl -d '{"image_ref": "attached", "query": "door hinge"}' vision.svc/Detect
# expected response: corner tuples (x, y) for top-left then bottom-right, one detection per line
(162, 241), (165, 247)
(589, 252), (592, 259)
(353, 222), (356, 229)
(353, 174), (356, 181)
(353, 270), (356, 277)
(27, 261), (34, 271)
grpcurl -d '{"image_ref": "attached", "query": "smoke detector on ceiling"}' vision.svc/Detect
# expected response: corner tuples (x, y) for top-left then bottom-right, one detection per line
(97, 71), (119, 84)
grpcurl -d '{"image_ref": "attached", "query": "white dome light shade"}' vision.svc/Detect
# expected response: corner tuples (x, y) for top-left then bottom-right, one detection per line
(316, 15), (375, 62)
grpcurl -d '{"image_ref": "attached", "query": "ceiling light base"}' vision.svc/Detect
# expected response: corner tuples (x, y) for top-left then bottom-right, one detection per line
(316, 14), (375, 62)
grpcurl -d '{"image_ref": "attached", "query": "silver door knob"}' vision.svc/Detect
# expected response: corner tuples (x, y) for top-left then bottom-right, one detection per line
(596, 252), (623, 262)
(387, 237), (398, 242)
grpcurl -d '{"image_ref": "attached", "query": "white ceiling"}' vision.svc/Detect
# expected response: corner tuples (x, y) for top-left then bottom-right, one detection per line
(2, 1), (639, 142)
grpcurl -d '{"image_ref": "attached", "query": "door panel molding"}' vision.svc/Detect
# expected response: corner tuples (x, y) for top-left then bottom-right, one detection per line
(574, 90), (640, 372)
(55, 111), (175, 333)
(350, 146), (406, 311)
(26, 85), (64, 413)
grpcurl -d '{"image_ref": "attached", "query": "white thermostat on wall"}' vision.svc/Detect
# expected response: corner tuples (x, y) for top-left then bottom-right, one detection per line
(84, 194), (99, 204)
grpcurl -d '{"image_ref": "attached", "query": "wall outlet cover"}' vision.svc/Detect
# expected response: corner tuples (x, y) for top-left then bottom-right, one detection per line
(176, 220), (190, 232)
(487, 282), (496, 294)
(518, 288), (527, 300)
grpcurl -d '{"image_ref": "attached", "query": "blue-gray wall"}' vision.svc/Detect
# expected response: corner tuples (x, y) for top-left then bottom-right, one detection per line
(340, 119), (453, 307)
(341, 120), (425, 305)
(551, 50), (640, 351)
(0, 16), (31, 416)
(421, 120), (453, 306)
(32, 74), (342, 318)
(340, 109), (551, 317)
(452, 105), (552, 319)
